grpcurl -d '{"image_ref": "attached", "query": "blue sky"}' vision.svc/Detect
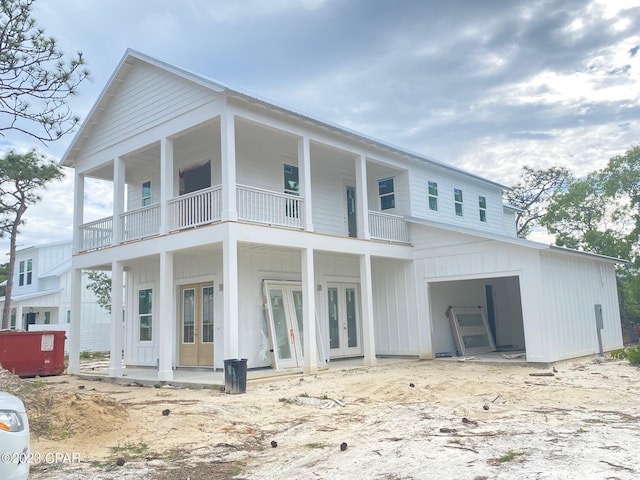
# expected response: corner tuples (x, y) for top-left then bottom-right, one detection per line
(1, 0), (640, 256)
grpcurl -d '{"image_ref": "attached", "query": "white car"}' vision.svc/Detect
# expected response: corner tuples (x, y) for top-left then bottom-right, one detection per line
(0, 392), (30, 480)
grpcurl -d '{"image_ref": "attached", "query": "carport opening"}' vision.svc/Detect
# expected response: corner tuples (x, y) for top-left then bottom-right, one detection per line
(429, 276), (525, 357)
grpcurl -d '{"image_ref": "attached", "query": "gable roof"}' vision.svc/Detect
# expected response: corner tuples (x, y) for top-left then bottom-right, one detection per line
(61, 49), (509, 191)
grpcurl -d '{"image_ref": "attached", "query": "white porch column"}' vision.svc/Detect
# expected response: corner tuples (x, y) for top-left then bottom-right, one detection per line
(68, 268), (82, 374)
(223, 232), (240, 359)
(298, 136), (313, 231)
(356, 155), (370, 240)
(221, 110), (238, 221)
(158, 251), (175, 380)
(112, 157), (125, 245)
(72, 172), (85, 254)
(109, 261), (124, 377)
(160, 137), (174, 234)
(222, 229), (240, 359)
(360, 253), (377, 366)
(301, 247), (318, 374)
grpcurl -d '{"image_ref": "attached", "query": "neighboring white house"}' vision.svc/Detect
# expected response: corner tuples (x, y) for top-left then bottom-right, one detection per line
(0, 241), (111, 352)
(60, 49), (624, 381)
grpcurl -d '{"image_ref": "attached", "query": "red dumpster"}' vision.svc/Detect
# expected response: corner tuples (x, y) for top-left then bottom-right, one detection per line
(0, 330), (66, 377)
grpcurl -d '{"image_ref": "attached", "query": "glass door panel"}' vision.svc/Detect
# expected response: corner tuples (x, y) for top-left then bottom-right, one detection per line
(346, 288), (358, 348)
(201, 286), (214, 343)
(328, 287), (340, 350)
(292, 290), (304, 355)
(182, 288), (195, 344)
(269, 289), (292, 361)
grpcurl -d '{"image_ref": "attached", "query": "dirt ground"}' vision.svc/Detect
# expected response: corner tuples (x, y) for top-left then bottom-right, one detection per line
(12, 356), (640, 479)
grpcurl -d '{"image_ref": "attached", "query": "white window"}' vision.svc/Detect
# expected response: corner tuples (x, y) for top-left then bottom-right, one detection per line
(284, 164), (299, 218)
(454, 188), (463, 217)
(19, 259), (32, 286)
(479, 196), (487, 222)
(284, 164), (299, 195)
(428, 181), (438, 211)
(142, 181), (151, 206)
(378, 177), (395, 210)
(138, 288), (153, 342)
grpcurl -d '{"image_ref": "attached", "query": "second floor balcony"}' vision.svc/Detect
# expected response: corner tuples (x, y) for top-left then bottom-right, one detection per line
(78, 184), (410, 252)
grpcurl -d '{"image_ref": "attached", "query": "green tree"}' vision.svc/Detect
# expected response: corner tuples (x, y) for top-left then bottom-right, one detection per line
(542, 149), (640, 343)
(504, 165), (574, 238)
(1, 0), (89, 144)
(0, 150), (63, 328)
(542, 172), (633, 258)
(85, 271), (112, 314)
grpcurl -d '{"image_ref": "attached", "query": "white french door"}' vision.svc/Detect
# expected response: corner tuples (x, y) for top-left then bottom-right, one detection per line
(327, 283), (362, 358)
(265, 282), (305, 369)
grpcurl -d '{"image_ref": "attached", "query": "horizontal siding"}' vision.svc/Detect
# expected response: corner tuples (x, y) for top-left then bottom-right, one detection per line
(409, 164), (507, 236)
(81, 62), (219, 158)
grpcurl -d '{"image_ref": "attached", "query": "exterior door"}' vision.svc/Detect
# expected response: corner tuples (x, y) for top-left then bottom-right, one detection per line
(327, 283), (362, 358)
(179, 283), (214, 366)
(265, 283), (305, 369)
(346, 185), (357, 238)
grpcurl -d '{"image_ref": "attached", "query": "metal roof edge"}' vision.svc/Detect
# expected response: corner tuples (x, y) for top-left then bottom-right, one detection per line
(405, 215), (548, 249)
(547, 245), (627, 264)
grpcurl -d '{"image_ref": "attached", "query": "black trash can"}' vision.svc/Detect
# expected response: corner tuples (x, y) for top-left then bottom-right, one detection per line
(224, 358), (247, 394)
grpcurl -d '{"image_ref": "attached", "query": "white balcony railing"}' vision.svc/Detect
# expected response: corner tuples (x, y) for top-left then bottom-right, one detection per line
(120, 204), (161, 242)
(79, 217), (113, 251)
(369, 211), (410, 244)
(77, 187), (410, 253)
(168, 185), (222, 231)
(237, 184), (304, 229)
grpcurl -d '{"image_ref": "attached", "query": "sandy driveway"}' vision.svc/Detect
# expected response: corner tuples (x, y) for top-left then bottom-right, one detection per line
(21, 356), (640, 479)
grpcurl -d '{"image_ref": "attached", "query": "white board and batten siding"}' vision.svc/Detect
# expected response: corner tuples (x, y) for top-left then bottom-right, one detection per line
(371, 258), (420, 356)
(123, 246), (419, 369)
(412, 223), (623, 363)
(538, 250), (622, 361)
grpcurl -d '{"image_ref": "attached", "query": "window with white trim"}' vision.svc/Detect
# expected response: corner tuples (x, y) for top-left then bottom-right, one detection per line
(378, 177), (395, 210)
(19, 259), (33, 286)
(142, 181), (151, 206)
(454, 188), (463, 217)
(138, 288), (153, 342)
(428, 181), (438, 211)
(478, 195), (487, 222)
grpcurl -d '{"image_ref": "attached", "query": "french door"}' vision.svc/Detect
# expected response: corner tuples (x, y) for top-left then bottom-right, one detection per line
(265, 283), (305, 369)
(179, 283), (214, 366)
(327, 283), (362, 358)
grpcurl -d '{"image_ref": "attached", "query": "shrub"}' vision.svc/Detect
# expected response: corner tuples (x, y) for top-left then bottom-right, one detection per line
(625, 345), (640, 365)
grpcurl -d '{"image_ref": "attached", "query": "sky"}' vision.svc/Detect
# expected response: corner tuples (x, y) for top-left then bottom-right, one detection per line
(1, 0), (640, 256)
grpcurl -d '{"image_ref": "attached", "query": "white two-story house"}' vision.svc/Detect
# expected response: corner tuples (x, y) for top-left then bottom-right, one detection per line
(0, 241), (111, 352)
(61, 49), (623, 381)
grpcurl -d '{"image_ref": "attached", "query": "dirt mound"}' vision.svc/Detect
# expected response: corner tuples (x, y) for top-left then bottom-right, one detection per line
(0, 368), (129, 441)
(43, 391), (130, 439)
